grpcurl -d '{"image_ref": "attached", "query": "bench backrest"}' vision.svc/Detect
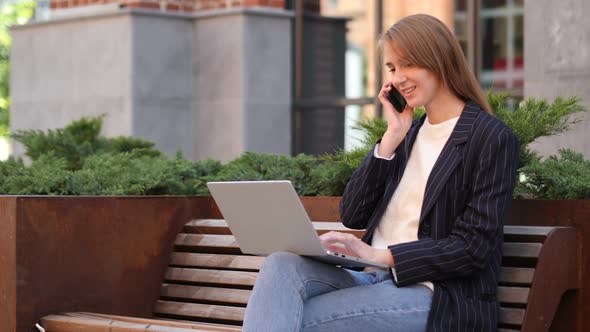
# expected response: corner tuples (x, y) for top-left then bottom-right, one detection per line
(154, 219), (578, 332)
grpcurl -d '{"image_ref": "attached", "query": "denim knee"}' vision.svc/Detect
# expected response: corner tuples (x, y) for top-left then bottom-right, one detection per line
(262, 251), (302, 271)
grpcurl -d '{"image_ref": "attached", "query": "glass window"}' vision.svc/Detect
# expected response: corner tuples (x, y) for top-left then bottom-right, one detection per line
(455, 0), (524, 94)
(454, 0), (468, 56)
(482, 0), (507, 9)
(481, 16), (507, 72)
(456, 0), (467, 11)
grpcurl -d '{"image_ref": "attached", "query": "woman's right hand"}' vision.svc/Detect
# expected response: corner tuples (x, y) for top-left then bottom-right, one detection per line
(377, 81), (414, 157)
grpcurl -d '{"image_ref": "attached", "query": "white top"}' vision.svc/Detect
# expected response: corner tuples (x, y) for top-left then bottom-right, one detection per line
(372, 115), (459, 291)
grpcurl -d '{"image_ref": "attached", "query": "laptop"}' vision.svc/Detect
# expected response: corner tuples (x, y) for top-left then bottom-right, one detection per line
(207, 180), (389, 269)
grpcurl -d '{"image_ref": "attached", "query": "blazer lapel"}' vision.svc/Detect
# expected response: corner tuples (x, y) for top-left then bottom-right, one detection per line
(404, 115), (426, 162)
(384, 115), (426, 198)
(419, 103), (481, 223)
(364, 116), (426, 238)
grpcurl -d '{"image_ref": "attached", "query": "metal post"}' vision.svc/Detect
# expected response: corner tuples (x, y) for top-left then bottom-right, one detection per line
(293, 0), (304, 155)
(466, 0), (481, 81)
(374, 0), (383, 118)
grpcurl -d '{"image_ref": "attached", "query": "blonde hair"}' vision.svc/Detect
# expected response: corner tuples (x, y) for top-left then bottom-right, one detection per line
(379, 14), (492, 114)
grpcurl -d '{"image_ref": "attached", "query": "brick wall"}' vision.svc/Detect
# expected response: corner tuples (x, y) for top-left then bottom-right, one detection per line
(49, 0), (291, 12)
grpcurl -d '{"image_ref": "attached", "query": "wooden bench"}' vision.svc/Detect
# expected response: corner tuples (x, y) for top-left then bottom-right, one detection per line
(40, 219), (579, 332)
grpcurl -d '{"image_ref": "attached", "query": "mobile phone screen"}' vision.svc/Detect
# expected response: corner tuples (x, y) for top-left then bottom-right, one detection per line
(387, 87), (407, 113)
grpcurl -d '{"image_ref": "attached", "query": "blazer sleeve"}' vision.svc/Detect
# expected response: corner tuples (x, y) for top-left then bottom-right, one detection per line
(389, 128), (519, 286)
(339, 144), (398, 230)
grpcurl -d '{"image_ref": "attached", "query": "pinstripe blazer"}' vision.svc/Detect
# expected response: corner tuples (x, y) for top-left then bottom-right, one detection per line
(340, 102), (519, 332)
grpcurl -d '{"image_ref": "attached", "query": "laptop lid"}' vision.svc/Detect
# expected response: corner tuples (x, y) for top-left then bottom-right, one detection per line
(207, 180), (327, 256)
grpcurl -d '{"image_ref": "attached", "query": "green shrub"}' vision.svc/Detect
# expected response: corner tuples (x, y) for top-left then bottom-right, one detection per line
(491, 93), (586, 169)
(11, 116), (161, 170)
(11, 117), (102, 170)
(3, 153), (71, 195)
(353, 117), (387, 148)
(198, 152), (320, 196)
(309, 148), (369, 196)
(328, 95), (588, 199)
(1, 93), (587, 199)
(65, 153), (223, 195)
(101, 136), (161, 158)
(0, 157), (24, 193)
(170, 157), (224, 195)
(67, 152), (164, 195)
(515, 149), (590, 199)
(4, 114), (223, 195)
(361, 94), (586, 173)
(350, 106), (426, 149)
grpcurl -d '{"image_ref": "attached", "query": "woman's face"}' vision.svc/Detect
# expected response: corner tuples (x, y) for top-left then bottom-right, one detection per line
(383, 44), (442, 109)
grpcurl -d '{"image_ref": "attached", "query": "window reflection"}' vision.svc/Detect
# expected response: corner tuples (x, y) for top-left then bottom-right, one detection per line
(482, 0), (507, 9)
(455, 0), (524, 94)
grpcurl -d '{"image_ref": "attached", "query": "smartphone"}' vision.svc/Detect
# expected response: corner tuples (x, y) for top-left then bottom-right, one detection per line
(387, 86), (407, 113)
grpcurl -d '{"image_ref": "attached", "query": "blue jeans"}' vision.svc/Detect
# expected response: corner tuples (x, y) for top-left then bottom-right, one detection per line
(243, 252), (432, 332)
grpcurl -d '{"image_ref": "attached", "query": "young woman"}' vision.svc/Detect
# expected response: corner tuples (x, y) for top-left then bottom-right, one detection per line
(242, 14), (519, 332)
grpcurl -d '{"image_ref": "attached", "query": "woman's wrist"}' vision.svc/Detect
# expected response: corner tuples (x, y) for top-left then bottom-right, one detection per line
(378, 130), (403, 157)
(372, 248), (395, 267)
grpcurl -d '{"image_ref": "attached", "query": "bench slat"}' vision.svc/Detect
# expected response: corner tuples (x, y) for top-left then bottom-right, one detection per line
(499, 307), (525, 326)
(504, 226), (554, 236)
(184, 219), (364, 237)
(154, 300), (245, 323)
(163, 269), (530, 304)
(499, 267), (535, 284)
(503, 242), (542, 258)
(47, 312), (241, 332)
(168, 253), (535, 285)
(186, 220), (555, 242)
(175, 234), (241, 254)
(504, 226), (557, 243)
(41, 313), (236, 332)
(170, 253), (264, 271)
(165, 267), (257, 288)
(175, 234), (239, 248)
(166, 222), (557, 331)
(184, 219), (233, 235)
(163, 267), (531, 308)
(161, 284), (251, 306)
(175, 234), (543, 259)
(497, 286), (530, 304)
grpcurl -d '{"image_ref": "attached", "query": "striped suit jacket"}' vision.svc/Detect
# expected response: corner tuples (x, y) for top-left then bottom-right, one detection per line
(340, 102), (519, 332)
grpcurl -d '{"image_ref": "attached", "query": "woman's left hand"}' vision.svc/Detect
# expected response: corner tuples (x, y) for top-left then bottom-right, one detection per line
(319, 231), (394, 266)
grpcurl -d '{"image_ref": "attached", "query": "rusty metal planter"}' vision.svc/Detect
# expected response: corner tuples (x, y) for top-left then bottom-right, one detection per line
(0, 196), (219, 332)
(0, 196), (587, 332)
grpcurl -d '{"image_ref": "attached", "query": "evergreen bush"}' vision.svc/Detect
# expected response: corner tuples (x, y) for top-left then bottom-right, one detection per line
(196, 152), (320, 196)
(0, 93), (587, 198)
(515, 149), (590, 199)
(490, 93), (585, 169)
(11, 116), (161, 170)
(3, 153), (71, 195)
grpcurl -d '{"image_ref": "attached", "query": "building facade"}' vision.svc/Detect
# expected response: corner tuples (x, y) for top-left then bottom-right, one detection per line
(9, 0), (590, 160)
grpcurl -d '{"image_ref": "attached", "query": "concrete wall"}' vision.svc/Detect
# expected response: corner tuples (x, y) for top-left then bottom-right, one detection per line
(131, 13), (194, 158)
(242, 12), (292, 158)
(192, 9), (292, 161)
(192, 14), (247, 161)
(10, 7), (292, 162)
(10, 14), (134, 157)
(524, 0), (590, 158)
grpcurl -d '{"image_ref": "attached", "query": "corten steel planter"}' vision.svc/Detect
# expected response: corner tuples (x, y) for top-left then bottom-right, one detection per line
(0, 196), (587, 332)
(0, 196), (220, 332)
(508, 199), (589, 332)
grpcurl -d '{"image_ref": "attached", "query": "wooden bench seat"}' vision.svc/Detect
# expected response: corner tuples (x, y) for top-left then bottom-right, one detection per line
(41, 312), (241, 331)
(40, 220), (579, 332)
